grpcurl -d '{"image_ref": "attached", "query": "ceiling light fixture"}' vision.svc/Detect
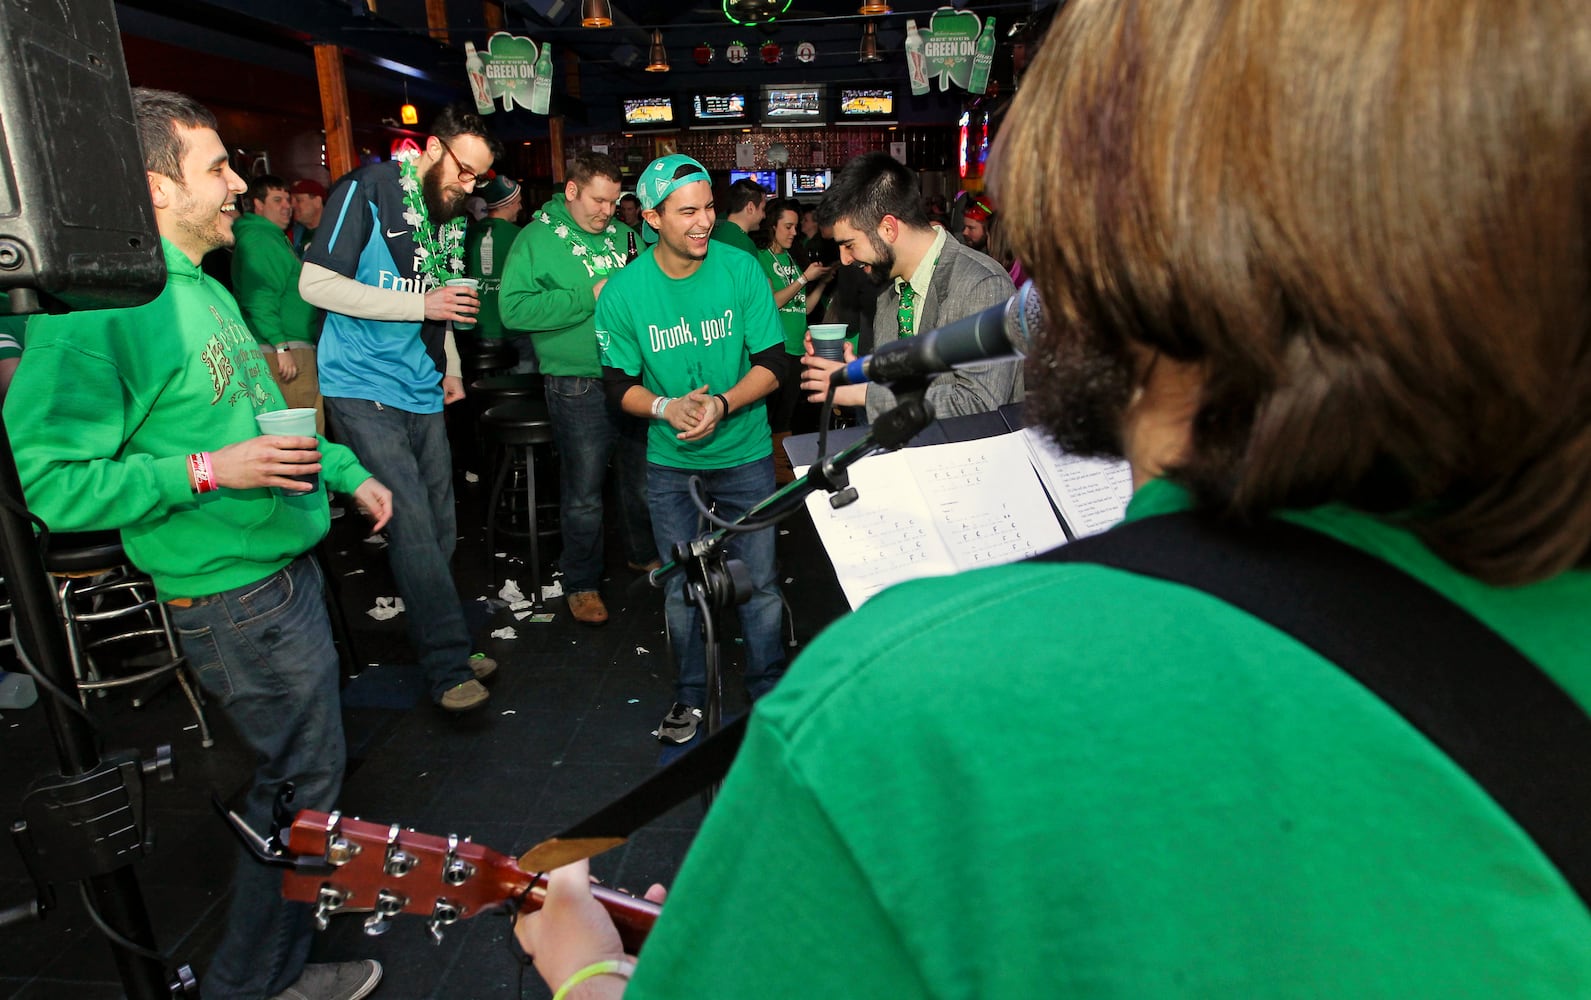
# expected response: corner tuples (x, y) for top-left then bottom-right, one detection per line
(581, 0), (613, 28)
(857, 0), (891, 15)
(858, 21), (883, 62)
(646, 29), (670, 72)
(400, 79), (418, 125)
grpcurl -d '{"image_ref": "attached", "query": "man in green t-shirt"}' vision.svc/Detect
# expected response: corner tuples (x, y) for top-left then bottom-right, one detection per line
(596, 154), (788, 744)
(515, 3), (1591, 997)
(498, 152), (659, 626)
(707, 176), (765, 258)
(464, 173), (529, 367)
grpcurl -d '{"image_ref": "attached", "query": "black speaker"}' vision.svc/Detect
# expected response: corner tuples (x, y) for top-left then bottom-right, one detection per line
(0, 0), (163, 314)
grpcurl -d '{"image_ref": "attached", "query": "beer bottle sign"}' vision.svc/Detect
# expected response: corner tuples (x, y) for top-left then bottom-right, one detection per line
(465, 42), (494, 115)
(469, 32), (547, 113)
(912, 7), (989, 93)
(904, 20), (929, 96)
(530, 43), (553, 115)
(968, 17), (996, 95)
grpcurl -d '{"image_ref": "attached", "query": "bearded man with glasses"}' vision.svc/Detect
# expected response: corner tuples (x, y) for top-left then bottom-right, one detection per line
(299, 103), (504, 713)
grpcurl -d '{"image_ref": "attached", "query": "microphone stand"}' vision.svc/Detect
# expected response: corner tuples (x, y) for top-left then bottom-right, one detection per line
(651, 379), (935, 798)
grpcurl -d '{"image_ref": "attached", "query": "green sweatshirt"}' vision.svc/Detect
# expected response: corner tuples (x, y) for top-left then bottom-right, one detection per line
(465, 216), (523, 341)
(497, 194), (635, 377)
(229, 212), (320, 348)
(5, 238), (371, 599)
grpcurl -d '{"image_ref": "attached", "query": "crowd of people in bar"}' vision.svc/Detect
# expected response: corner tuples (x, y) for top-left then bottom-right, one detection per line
(4, 0), (1589, 996)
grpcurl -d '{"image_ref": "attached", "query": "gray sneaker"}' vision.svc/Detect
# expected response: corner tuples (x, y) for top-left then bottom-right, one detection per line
(438, 678), (490, 712)
(657, 702), (703, 744)
(268, 960), (382, 1000)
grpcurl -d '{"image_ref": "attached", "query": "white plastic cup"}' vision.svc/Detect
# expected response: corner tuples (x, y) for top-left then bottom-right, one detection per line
(810, 323), (849, 362)
(255, 408), (320, 492)
(447, 277), (481, 331)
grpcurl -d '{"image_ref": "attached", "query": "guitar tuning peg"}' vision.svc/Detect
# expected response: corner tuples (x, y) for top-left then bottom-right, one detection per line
(324, 812), (361, 868)
(383, 823), (418, 877)
(313, 884), (349, 932)
(442, 833), (476, 886)
(362, 888), (407, 937)
(427, 899), (461, 944)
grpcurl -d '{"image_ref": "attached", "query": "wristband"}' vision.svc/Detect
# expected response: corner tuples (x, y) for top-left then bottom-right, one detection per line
(551, 959), (635, 1000)
(189, 452), (216, 495)
(796, 274), (808, 287)
(651, 396), (672, 420)
(713, 393), (730, 417)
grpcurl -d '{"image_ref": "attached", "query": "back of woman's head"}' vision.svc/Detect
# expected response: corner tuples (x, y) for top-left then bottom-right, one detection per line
(997, 0), (1591, 584)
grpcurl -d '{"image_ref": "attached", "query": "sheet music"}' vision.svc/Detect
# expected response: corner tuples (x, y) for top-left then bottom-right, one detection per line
(1018, 427), (1135, 538)
(803, 436), (1067, 609)
(802, 451), (959, 609)
(910, 436), (1067, 567)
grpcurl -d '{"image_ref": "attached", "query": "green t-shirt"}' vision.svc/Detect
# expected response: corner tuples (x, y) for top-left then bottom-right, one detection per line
(629, 479), (1591, 998)
(230, 212), (321, 348)
(595, 245), (783, 470)
(465, 216), (522, 341)
(0, 314), (25, 361)
(709, 220), (758, 258)
(758, 248), (808, 356)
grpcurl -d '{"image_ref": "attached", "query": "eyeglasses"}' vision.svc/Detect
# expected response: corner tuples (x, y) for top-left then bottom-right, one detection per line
(437, 138), (482, 186)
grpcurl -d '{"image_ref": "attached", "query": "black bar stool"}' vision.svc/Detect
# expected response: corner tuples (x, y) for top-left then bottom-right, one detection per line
(480, 400), (559, 608)
(43, 531), (213, 747)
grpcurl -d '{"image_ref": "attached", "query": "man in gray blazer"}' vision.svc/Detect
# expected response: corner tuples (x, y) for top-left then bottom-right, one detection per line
(802, 152), (1019, 423)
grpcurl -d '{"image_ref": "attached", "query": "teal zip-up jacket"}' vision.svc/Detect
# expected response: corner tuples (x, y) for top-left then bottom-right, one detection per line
(5, 238), (371, 599)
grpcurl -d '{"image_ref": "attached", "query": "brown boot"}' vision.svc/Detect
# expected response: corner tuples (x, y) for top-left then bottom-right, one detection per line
(568, 591), (609, 626)
(772, 431), (795, 485)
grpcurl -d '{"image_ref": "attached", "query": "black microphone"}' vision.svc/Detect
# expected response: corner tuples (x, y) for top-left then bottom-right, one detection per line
(832, 280), (1044, 386)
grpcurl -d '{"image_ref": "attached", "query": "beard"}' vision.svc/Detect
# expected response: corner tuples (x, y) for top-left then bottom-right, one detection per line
(174, 187), (234, 255)
(860, 232), (896, 287)
(1023, 320), (1137, 459)
(423, 161), (467, 222)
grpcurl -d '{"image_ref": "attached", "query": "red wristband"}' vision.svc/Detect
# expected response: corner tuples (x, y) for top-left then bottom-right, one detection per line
(190, 452), (216, 494)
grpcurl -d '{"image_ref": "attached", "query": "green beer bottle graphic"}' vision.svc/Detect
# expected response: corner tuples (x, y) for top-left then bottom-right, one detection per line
(968, 17), (996, 95)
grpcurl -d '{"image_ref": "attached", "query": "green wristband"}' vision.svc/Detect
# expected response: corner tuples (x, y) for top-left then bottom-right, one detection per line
(552, 959), (635, 1000)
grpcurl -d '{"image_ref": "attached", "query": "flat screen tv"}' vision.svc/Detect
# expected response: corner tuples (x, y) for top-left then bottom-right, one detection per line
(691, 92), (750, 125)
(622, 96), (676, 128)
(759, 84), (826, 126)
(786, 169), (831, 197)
(838, 87), (895, 122)
(730, 169), (779, 193)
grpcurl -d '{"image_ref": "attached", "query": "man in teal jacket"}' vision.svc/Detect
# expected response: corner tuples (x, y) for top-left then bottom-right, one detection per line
(499, 152), (658, 626)
(6, 89), (391, 1000)
(232, 174), (324, 431)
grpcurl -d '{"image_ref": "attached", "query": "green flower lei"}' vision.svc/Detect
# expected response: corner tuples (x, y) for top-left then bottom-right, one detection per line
(537, 210), (622, 269)
(396, 150), (466, 285)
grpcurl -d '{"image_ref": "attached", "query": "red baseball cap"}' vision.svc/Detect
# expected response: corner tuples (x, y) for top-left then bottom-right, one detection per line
(290, 179), (327, 199)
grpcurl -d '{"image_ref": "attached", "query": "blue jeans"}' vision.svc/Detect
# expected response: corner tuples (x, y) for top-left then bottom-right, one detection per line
(325, 397), (473, 700)
(649, 457), (786, 706)
(545, 375), (656, 592)
(509, 333), (540, 374)
(169, 557), (344, 999)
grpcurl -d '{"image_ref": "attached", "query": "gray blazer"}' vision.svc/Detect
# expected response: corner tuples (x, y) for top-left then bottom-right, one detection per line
(863, 235), (1022, 423)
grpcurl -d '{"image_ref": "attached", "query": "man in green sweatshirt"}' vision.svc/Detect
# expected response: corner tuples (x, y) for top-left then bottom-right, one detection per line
(232, 173), (324, 432)
(5, 89), (391, 1000)
(499, 152), (658, 625)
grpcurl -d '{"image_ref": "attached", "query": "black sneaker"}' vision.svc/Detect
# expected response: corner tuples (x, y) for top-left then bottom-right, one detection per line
(657, 702), (703, 744)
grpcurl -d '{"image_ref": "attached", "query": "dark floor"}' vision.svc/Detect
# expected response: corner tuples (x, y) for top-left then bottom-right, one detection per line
(0, 466), (851, 998)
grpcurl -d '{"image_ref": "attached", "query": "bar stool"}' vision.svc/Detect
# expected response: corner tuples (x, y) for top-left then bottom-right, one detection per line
(480, 400), (559, 607)
(470, 372), (545, 410)
(461, 336), (517, 382)
(44, 531), (214, 748)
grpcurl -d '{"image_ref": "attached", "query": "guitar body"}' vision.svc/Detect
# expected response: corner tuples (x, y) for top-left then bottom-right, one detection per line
(280, 809), (658, 952)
